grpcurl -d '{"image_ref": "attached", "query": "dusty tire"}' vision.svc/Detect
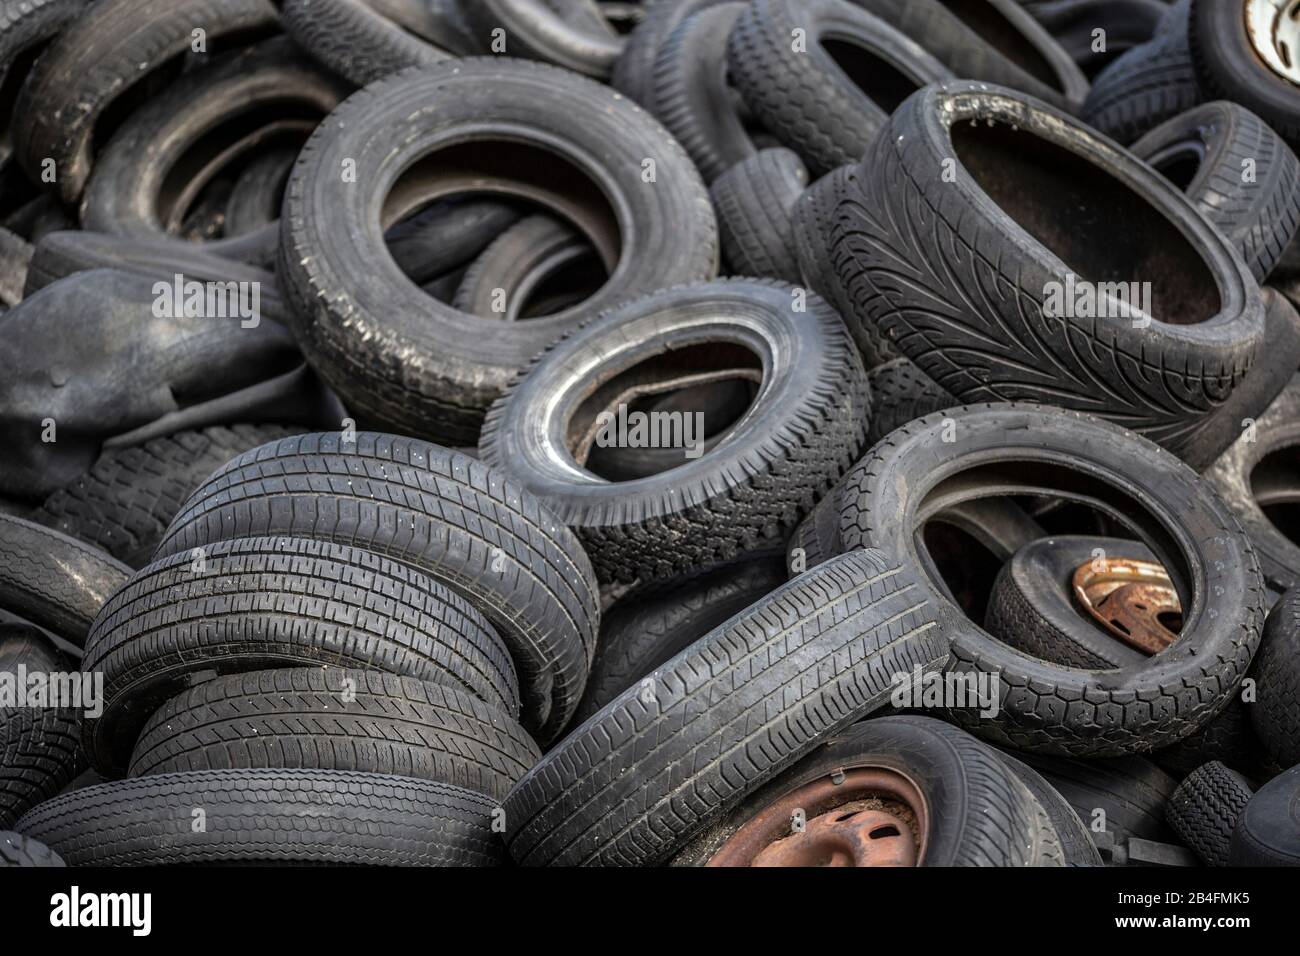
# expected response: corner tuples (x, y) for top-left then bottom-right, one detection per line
(152, 433), (599, 743)
(1166, 760), (1252, 866)
(1013, 752), (1178, 845)
(1228, 764), (1300, 866)
(612, 0), (729, 105)
(838, 404), (1265, 756)
(502, 549), (947, 866)
(829, 81), (1263, 460)
(996, 750), (1102, 866)
(1250, 587), (1300, 767)
(81, 536), (521, 774)
(478, 279), (870, 584)
(864, 357), (954, 445)
(278, 59), (716, 445)
(467, 0), (624, 78)
(34, 424), (304, 568)
(280, 0), (449, 86)
(0, 830), (64, 867)
(710, 148), (807, 282)
(16, 769), (505, 866)
(128, 668), (540, 800)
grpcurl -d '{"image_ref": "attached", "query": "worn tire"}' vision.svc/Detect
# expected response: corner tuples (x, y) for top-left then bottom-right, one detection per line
(467, 0), (624, 78)
(128, 668), (540, 800)
(0, 830), (64, 867)
(997, 749), (1102, 865)
(81, 536), (520, 774)
(502, 548), (948, 866)
(479, 279), (870, 584)
(1166, 760), (1252, 866)
(611, 0), (729, 105)
(1014, 752), (1178, 845)
(16, 769), (504, 866)
(153, 433), (599, 742)
(281, 0), (449, 86)
(864, 357), (955, 445)
(1250, 587), (1300, 767)
(710, 148), (807, 282)
(1228, 764), (1300, 866)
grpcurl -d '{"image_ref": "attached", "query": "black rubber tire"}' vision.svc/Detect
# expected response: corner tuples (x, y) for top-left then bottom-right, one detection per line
(837, 404), (1266, 756)
(1228, 764), (1300, 866)
(0, 0), (84, 97)
(856, 0), (1090, 111)
(573, 553), (787, 721)
(0, 514), (131, 648)
(1250, 587), (1300, 767)
(12, 0), (280, 204)
(128, 668), (540, 800)
(984, 535), (1155, 670)
(81, 536), (520, 774)
(676, 716), (1065, 867)
(1165, 760), (1252, 866)
(1189, 0), (1300, 150)
(647, 3), (756, 183)
(0, 224), (30, 307)
(502, 548), (948, 866)
(996, 749), (1103, 865)
(79, 39), (348, 254)
(279, 59), (716, 445)
(1152, 695), (1265, 780)
(34, 424), (304, 568)
(224, 146), (297, 237)
(281, 0), (450, 86)
(864, 357), (955, 445)
(152, 432), (599, 743)
(710, 148), (807, 282)
(0, 830), (64, 867)
(478, 279), (870, 584)
(0, 625), (86, 828)
(727, 0), (951, 176)
(1132, 101), (1300, 284)
(1205, 374), (1300, 596)
(1014, 752), (1178, 844)
(1025, 0), (1166, 78)
(385, 199), (523, 286)
(15, 768), (504, 866)
(452, 213), (599, 320)
(467, 0), (625, 78)
(791, 164), (899, 368)
(1080, 0), (1201, 144)
(830, 81), (1264, 460)
(611, 0), (729, 105)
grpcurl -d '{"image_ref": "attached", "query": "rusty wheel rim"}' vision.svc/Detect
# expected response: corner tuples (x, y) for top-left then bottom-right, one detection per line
(706, 767), (929, 867)
(1071, 556), (1182, 655)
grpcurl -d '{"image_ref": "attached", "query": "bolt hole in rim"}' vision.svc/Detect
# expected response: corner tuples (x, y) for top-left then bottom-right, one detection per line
(707, 768), (929, 867)
(1246, 0), (1300, 85)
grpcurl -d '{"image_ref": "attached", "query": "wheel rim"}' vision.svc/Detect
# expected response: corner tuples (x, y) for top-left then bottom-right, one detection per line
(1071, 556), (1182, 654)
(706, 767), (928, 867)
(1246, 0), (1300, 85)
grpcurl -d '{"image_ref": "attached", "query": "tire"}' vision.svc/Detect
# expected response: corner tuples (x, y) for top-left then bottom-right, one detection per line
(855, 0), (1089, 111)
(478, 279), (870, 584)
(0, 514), (131, 647)
(1165, 760), (1252, 866)
(0, 831), (64, 867)
(1152, 696), (1265, 780)
(385, 199), (523, 287)
(791, 164), (899, 368)
(224, 147), (297, 237)
(573, 553), (788, 721)
(611, 0), (729, 105)
(1080, 0), (1200, 144)
(279, 59), (716, 445)
(502, 548), (948, 866)
(452, 213), (601, 320)
(81, 536), (521, 774)
(0, 625), (86, 828)
(1026, 0), (1166, 78)
(837, 404), (1265, 756)
(128, 668), (540, 800)
(984, 535), (1155, 670)
(467, 0), (625, 78)
(727, 0), (951, 176)
(0, 224), (30, 307)
(1013, 752), (1178, 844)
(677, 716), (1065, 867)
(152, 432), (599, 743)
(1189, 0), (1300, 149)
(1132, 101), (1300, 284)
(1205, 375), (1300, 596)
(12, 0), (280, 204)
(710, 148), (808, 282)
(830, 81), (1263, 461)
(996, 749), (1102, 865)
(34, 424), (304, 568)
(1228, 764), (1300, 866)
(1250, 587), (1300, 767)
(648, 3), (756, 183)
(281, 0), (450, 86)
(864, 357), (955, 445)
(0, 0), (84, 103)
(15, 769), (504, 866)
(79, 39), (348, 255)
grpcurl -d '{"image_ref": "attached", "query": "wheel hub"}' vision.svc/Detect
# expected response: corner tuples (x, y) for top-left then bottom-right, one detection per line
(1246, 0), (1300, 85)
(1072, 556), (1181, 655)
